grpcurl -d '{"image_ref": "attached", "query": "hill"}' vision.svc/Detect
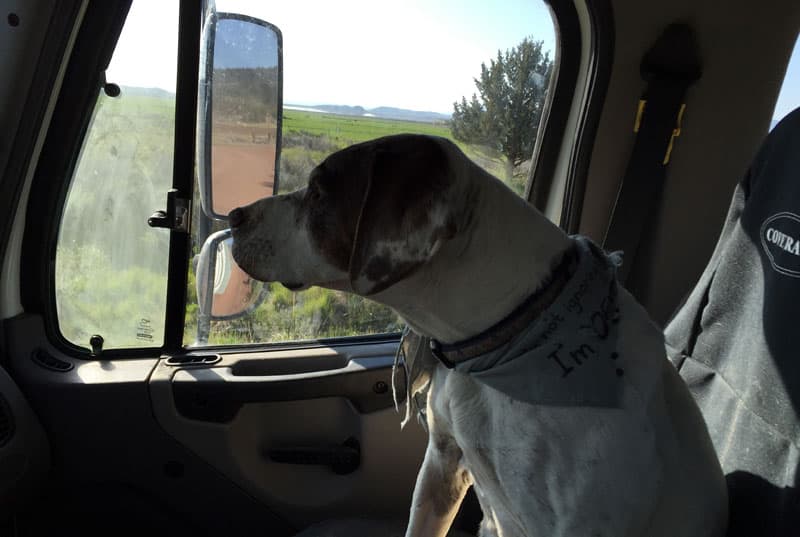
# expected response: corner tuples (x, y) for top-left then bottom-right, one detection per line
(287, 103), (450, 123)
(119, 86), (174, 99)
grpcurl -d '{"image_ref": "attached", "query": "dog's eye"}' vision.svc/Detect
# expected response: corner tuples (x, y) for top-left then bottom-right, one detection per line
(307, 183), (322, 202)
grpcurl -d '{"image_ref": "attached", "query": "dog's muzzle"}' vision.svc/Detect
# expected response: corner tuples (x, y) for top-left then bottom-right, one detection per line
(229, 207), (246, 228)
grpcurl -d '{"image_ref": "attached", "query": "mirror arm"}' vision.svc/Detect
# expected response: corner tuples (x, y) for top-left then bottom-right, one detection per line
(195, 229), (226, 345)
(196, 251), (216, 345)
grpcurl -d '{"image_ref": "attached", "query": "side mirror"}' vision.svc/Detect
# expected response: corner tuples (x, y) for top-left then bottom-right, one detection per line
(193, 10), (283, 343)
(197, 11), (283, 219)
(195, 230), (267, 343)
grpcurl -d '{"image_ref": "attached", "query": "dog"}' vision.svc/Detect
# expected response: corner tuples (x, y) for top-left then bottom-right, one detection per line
(228, 134), (728, 537)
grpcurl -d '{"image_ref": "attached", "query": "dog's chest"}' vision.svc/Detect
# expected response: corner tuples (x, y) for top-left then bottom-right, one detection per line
(431, 360), (662, 536)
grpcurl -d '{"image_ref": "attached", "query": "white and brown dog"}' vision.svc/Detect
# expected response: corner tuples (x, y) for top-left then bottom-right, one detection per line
(229, 134), (728, 537)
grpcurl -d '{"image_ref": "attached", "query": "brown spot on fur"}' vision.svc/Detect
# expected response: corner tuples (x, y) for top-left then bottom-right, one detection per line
(348, 135), (455, 293)
(305, 160), (368, 272)
(363, 256), (392, 283)
(428, 467), (471, 516)
(304, 134), (478, 294)
(434, 433), (457, 454)
(428, 433), (471, 516)
(363, 255), (419, 285)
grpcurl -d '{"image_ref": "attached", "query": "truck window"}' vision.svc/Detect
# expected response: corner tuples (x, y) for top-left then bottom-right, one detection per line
(771, 34), (799, 129)
(184, 0), (558, 346)
(52, 0), (559, 350)
(54, 1), (179, 350)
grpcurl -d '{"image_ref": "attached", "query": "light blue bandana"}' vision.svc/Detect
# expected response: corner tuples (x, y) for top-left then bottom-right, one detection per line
(443, 236), (626, 408)
(393, 236), (627, 421)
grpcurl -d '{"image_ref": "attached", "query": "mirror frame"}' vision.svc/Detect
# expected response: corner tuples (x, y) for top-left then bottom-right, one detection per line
(197, 11), (283, 221)
(195, 228), (269, 344)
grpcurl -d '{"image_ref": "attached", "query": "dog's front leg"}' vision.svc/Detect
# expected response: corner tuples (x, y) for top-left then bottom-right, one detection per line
(405, 432), (472, 537)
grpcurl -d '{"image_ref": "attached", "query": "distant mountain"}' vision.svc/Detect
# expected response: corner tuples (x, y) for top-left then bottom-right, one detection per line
(288, 103), (450, 123)
(370, 106), (451, 123)
(120, 86), (175, 99)
(305, 104), (366, 116)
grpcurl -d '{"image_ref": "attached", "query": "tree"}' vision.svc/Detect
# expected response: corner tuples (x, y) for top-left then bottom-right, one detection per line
(451, 37), (552, 181)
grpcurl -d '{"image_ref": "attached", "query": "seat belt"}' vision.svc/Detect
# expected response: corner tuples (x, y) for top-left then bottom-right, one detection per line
(603, 23), (702, 285)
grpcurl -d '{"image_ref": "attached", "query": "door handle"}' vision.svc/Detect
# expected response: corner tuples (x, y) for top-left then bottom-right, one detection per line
(172, 356), (400, 422)
(265, 437), (360, 475)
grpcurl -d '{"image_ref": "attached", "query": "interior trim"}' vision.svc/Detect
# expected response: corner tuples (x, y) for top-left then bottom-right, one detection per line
(560, 0), (615, 233)
(0, 1), (84, 322)
(527, 0), (583, 213)
(163, 0), (202, 351)
(19, 1), (134, 356)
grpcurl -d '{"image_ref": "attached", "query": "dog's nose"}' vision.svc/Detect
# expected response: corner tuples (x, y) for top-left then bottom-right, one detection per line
(229, 208), (245, 228)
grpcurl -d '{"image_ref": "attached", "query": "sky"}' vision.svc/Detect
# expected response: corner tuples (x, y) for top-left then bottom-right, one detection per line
(106, 0), (555, 114)
(106, 1), (798, 119)
(774, 36), (800, 123)
(213, 17), (280, 69)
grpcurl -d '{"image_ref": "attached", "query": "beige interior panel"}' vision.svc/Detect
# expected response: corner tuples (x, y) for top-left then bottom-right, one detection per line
(580, 0), (800, 323)
(149, 347), (427, 527)
(0, 364), (49, 515)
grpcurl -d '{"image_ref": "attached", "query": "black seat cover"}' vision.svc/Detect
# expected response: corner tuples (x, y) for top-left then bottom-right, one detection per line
(665, 108), (800, 537)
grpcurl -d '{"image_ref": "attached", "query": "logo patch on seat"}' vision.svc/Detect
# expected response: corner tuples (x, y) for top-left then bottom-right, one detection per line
(760, 212), (800, 277)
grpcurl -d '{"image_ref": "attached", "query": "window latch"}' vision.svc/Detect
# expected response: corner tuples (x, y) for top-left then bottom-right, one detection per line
(148, 189), (190, 233)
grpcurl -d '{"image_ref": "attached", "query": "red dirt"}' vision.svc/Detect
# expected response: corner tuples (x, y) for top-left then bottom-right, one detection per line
(211, 261), (257, 317)
(211, 142), (277, 215)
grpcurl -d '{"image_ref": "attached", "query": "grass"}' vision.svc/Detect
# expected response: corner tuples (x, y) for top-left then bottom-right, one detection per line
(57, 92), (525, 349)
(283, 109), (454, 145)
(281, 109), (512, 187)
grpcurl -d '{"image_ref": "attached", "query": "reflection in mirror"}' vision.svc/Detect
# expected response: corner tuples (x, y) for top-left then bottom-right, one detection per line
(198, 13), (282, 219)
(195, 229), (266, 344)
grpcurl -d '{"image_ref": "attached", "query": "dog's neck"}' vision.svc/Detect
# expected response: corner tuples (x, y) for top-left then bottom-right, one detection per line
(373, 175), (572, 344)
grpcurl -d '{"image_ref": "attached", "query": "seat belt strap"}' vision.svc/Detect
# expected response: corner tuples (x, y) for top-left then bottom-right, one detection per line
(603, 23), (701, 285)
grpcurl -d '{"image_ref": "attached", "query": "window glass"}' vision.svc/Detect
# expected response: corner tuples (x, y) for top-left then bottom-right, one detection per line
(183, 0), (558, 346)
(771, 34), (800, 129)
(54, 2), (179, 349)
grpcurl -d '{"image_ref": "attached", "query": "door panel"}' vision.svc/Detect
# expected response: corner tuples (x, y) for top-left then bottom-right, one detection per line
(5, 317), (426, 534)
(169, 351), (399, 421)
(149, 341), (428, 527)
(4, 314), (293, 537)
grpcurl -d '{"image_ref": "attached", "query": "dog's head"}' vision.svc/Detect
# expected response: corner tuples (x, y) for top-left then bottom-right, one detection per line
(229, 134), (471, 295)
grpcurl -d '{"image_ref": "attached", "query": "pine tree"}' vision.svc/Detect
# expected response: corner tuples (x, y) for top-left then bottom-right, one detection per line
(451, 38), (552, 180)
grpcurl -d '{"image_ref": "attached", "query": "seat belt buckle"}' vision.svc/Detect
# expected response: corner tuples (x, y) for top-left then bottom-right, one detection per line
(633, 100), (687, 165)
(633, 99), (647, 133)
(663, 103), (687, 164)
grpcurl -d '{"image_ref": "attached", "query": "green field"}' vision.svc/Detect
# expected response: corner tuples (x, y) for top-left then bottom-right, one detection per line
(278, 108), (516, 194)
(283, 109), (454, 144)
(55, 93), (528, 349)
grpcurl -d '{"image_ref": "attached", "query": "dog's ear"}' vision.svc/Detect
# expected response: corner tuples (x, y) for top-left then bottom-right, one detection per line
(348, 137), (456, 295)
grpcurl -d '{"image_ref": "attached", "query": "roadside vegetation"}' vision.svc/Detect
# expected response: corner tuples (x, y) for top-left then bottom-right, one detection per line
(56, 37), (550, 349)
(189, 106), (540, 346)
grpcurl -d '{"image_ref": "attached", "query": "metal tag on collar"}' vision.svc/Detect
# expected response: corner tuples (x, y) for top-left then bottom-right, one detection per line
(429, 339), (455, 369)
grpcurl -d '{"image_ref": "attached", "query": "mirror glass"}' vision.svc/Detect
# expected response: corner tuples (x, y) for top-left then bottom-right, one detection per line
(196, 230), (265, 327)
(192, 12), (281, 340)
(199, 13), (282, 219)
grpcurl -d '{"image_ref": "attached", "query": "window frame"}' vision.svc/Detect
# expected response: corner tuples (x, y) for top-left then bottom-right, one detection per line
(770, 33), (800, 129)
(0, 1), (84, 287)
(527, 0), (614, 233)
(526, 0), (584, 209)
(20, 0), (183, 359)
(23, 0), (601, 359)
(558, 0), (615, 234)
